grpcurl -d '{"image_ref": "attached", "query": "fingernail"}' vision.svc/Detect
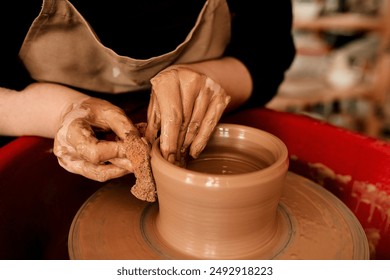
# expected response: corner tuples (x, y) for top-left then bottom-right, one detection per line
(180, 145), (187, 154)
(167, 154), (176, 163)
(190, 142), (205, 158)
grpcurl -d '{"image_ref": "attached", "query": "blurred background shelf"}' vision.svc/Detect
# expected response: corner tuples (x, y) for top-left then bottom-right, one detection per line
(268, 0), (390, 141)
(294, 13), (383, 31)
(268, 77), (374, 110)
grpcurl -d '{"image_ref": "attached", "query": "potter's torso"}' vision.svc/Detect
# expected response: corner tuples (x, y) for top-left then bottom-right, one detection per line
(18, 0), (231, 94)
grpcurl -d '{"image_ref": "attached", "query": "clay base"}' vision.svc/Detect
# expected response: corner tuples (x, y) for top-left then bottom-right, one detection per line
(68, 172), (369, 259)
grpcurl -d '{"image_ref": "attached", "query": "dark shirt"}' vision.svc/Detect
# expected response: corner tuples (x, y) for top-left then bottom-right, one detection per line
(0, 0), (295, 107)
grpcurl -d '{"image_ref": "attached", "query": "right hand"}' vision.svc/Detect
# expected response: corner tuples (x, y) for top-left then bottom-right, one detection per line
(145, 67), (231, 164)
(53, 97), (138, 182)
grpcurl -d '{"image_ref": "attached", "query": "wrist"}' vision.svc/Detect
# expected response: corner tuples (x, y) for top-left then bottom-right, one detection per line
(22, 82), (91, 138)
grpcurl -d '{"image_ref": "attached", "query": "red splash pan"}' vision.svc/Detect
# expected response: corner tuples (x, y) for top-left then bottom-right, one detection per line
(224, 108), (390, 260)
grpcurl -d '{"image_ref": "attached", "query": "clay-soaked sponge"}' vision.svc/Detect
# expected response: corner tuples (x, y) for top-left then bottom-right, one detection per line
(124, 123), (157, 202)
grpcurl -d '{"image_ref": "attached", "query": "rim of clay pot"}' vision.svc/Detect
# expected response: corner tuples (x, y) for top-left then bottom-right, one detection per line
(151, 123), (289, 185)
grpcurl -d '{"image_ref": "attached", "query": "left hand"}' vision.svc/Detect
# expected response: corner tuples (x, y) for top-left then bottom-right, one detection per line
(145, 67), (231, 164)
(53, 97), (137, 182)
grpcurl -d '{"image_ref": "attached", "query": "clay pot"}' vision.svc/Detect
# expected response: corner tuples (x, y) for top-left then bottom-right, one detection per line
(150, 123), (289, 259)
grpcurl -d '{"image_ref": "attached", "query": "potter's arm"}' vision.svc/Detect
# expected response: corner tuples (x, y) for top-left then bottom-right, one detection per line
(0, 82), (139, 181)
(167, 57), (253, 112)
(0, 83), (88, 138)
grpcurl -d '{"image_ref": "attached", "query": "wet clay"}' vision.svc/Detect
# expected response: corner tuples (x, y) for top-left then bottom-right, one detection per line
(186, 145), (270, 174)
(69, 124), (369, 259)
(149, 125), (289, 259)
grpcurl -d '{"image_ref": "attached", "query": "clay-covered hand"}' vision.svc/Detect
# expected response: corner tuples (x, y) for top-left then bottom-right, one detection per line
(146, 67), (231, 164)
(53, 97), (138, 182)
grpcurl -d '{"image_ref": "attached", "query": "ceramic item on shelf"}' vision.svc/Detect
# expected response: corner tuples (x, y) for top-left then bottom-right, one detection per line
(293, 0), (324, 21)
(326, 52), (362, 89)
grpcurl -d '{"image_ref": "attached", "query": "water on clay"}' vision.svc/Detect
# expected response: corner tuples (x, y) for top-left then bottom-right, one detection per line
(186, 143), (271, 175)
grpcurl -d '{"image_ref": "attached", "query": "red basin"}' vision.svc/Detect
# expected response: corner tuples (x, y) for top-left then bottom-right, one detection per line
(224, 108), (390, 260)
(1, 108), (389, 259)
(0, 136), (105, 259)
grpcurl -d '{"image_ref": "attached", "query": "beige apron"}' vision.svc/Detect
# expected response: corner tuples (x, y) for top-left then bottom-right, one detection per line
(19, 0), (231, 94)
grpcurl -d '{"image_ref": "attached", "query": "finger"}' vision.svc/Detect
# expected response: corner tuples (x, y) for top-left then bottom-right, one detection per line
(81, 98), (138, 140)
(145, 90), (161, 145)
(108, 158), (134, 172)
(180, 78), (211, 154)
(66, 118), (126, 164)
(57, 156), (131, 182)
(105, 112), (138, 140)
(150, 70), (183, 163)
(190, 81), (231, 158)
(175, 69), (205, 159)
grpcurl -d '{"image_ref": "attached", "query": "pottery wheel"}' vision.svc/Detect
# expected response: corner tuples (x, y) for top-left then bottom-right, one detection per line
(68, 172), (369, 259)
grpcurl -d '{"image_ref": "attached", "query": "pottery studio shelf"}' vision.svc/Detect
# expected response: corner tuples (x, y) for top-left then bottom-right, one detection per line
(267, 77), (375, 111)
(293, 13), (384, 32)
(269, 1), (390, 139)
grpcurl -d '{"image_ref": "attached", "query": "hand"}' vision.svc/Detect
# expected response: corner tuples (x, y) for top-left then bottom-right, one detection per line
(146, 67), (231, 164)
(53, 97), (138, 182)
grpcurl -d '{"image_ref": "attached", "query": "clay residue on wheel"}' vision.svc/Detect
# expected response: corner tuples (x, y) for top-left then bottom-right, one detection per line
(124, 123), (156, 202)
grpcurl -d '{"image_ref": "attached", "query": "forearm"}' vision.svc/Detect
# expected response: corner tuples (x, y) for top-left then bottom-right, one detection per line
(170, 57), (253, 111)
(0, 82), (89, 138)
